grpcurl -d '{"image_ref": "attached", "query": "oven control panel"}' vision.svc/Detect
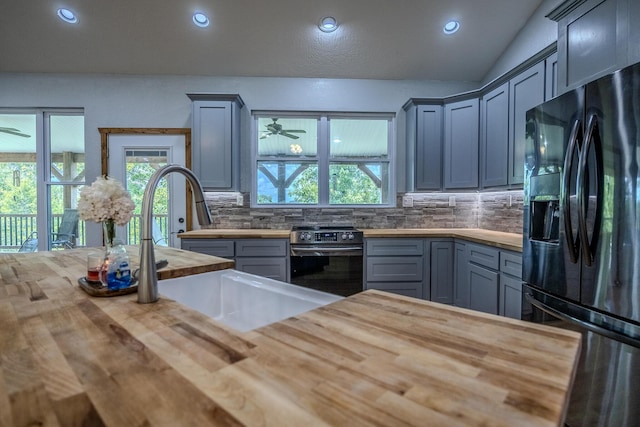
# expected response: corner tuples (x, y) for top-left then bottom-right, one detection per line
(291, 230), (363, 244)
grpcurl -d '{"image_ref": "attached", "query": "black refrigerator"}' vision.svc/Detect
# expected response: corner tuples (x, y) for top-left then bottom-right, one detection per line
(522, 61), (640, 427)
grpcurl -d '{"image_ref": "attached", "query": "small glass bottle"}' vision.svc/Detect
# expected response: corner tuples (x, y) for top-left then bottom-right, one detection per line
(101, 238), (132, 290)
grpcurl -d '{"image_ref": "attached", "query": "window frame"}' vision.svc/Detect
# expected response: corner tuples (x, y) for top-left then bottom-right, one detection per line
(251, 111), (396, 208)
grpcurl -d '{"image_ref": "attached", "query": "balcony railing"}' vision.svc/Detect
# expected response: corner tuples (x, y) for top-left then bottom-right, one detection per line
(0, 214), (168, 252)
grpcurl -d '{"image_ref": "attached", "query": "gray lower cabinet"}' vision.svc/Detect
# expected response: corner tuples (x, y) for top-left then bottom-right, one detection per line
(430, 240), (454, 304)
(187, 94), (244, 190)
(365, 239), (425, 299)
(467, 243), (500, 315)
(499, 250), (523, 319)
(181, 238), (289, 281)
(443, 98), (479, 189)
(453, 242), (469, 308)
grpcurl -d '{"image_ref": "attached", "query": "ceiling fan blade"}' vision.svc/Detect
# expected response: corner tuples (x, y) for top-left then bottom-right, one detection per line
(280, 132), (300, 139)
(0, 127), (30, 138)
(259, 133), (271, 139)
(281, 129), (306, 133)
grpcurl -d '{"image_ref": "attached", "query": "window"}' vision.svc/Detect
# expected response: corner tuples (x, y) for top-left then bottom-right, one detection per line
(254, 113), (394, 207)
(0, 110), (85, 252)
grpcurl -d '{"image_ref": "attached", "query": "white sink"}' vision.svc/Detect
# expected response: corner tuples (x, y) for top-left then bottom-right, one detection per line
(158, 269), (343, 332)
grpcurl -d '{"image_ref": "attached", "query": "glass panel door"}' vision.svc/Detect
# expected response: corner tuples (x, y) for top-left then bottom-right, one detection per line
(0, 113), (37, 252)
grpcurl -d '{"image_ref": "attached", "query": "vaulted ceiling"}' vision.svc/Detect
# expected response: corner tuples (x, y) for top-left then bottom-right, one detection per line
(1, 0), (545, 82)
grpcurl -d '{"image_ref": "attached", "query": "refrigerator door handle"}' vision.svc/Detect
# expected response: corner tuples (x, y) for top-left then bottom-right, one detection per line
(525, 293), (640, 349)
(577, 114), (604, 266)
(562, 119), (581, 264)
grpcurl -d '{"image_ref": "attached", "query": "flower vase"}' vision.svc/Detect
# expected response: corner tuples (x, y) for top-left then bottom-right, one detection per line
(100, 219), (132, 290)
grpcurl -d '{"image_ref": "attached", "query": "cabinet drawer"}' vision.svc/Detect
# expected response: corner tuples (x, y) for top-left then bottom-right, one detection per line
(366, 256), (424, 282)
(467, 243), (499, 270)
(181, 239), (234, 257)
(366, 282), (423, 299)
(500, 251), (522, 278)
(366, 239), (424, 256)
(235, 239), (288, 257)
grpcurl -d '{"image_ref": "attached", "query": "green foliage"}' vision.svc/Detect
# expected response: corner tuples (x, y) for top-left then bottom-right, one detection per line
(0, 163), (38, 213)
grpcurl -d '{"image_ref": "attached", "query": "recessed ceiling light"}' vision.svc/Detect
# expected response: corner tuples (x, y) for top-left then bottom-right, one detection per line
(319, 16), (338, 33)
(193, 12), (210, 28)
(57, 8), (78, 24)
(443, 20), (460, 35)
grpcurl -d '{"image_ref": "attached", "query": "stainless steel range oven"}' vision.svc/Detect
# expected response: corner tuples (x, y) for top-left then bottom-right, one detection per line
(290, 226), (364, 297)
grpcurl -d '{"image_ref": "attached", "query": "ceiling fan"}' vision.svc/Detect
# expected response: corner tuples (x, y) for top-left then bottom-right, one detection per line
(0, 127), (30, 138)
(259, 118), (306, 140)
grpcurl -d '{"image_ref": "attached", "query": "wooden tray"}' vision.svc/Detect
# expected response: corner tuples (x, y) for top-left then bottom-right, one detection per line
(78, 277), (138, 297)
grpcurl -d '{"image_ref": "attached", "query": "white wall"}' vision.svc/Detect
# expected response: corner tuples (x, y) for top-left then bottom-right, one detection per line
(482, 0), (560, 85)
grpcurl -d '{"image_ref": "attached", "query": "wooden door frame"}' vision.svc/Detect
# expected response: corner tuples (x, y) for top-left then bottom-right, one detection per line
(99, 127), (193, 231)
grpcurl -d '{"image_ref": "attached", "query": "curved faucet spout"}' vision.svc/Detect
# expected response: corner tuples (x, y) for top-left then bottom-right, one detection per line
(138, 164), (212, 304)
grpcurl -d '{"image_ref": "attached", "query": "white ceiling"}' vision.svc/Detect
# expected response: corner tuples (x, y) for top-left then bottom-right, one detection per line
(0, 0), (545, 82)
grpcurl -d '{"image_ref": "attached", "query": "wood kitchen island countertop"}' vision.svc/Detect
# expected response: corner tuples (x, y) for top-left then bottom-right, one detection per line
(0, 248), (579, 426)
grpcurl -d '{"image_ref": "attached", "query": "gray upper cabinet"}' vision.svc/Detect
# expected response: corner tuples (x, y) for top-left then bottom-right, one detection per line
(551, 0), (640, 93)
(404, 100), (443, 190)
(545, 52), (559, 100)
(444, 98), (479, 189)
(508, 62), (545, 185)
(480, 82), (509, 188)
(416, 104), (444, 190)
(188, 94), (244, 190)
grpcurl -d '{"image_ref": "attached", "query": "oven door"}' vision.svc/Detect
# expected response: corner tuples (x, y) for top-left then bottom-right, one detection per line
(290, 245), (363, 297)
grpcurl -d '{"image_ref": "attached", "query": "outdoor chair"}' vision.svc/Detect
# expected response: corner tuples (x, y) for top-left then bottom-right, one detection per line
(51, 208), (79, 249)
(18, 232), (38, 252)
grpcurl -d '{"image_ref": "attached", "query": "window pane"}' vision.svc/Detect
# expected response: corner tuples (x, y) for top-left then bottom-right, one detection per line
(50, 114), (85, 182)
(329, 162), (389, 204)
(49, 184), (84, 249)
(257, 161), (318, 204)
(257, 117), (317, 157)
(0, 114), (37, 252)
(125, 150), (169, 245)
(329, 118), (388, 158)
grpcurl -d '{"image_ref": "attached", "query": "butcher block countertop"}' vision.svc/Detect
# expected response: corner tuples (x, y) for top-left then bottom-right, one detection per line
(0, 248), (579, 426)
(179, 228), (523, 252)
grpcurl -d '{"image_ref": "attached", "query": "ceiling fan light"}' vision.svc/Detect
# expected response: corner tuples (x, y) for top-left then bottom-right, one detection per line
(319, 16), (338, 33)
(193, 12), (210, 28)
(57, 8), (78, 24)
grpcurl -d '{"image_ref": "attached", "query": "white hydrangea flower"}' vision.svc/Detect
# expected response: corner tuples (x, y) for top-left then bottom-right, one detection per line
(78, 176), (135, 225)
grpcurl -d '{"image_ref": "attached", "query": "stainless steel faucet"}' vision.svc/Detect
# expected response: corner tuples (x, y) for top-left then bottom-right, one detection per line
(137, 164), (213, 304)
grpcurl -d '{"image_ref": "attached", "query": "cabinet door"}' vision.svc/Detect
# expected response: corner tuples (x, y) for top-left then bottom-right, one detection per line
(545, 52), (558, 100)
(415, 104), (443, 190)
(235, 257), (288, 282)
(189, 95), (243, 190)
(430, 240), (454, 304)
(454, 242), (469, 308)
(480, 83), (509, 188)
(508, 61), (545, 185)
(468, 264), (499, 315)
(500, 274), (523, 319)
(444, 99), (479, 189)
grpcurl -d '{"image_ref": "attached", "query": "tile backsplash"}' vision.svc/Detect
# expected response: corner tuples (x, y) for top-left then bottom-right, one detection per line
(204, 190), (524, 234)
